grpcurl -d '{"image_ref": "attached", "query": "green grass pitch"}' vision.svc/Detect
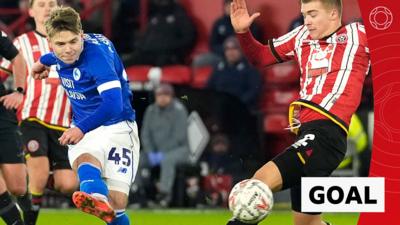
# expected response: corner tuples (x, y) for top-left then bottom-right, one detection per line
(0, 209), (359, 225)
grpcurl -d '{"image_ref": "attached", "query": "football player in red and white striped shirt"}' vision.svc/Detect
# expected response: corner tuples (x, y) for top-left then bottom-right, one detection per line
(0, 1), (78, 224)
(227, 0), (369, 225)
(0, 29), (26, 225)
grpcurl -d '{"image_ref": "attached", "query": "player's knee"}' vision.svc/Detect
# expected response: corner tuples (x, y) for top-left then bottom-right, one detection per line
(55, 182), (77, 194)
(252, 161), (283, 192)
(253, 165), (270, 182)
(8, 185), (27, 196)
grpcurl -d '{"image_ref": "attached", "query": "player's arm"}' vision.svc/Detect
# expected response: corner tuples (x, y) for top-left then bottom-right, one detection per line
(78, 84), (123, 134)
(0, 32), (23, 109)
(72, 48), (124, 137)
(0, 52), (27, 109)
(31, 53), (57, 79)
(59, 84), (123, 145)
(238, 24), (303, 70)
(12, 53), (26, 91)
(0, 31), (18, 60)
(230, 0), (282, 68)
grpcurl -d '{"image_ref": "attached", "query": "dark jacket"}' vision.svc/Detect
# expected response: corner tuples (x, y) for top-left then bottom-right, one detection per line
(209, 15), (262, 57)
(134, 2), (196, 66)
(206, 59), (262, 110)
(0, 30), (19, 127)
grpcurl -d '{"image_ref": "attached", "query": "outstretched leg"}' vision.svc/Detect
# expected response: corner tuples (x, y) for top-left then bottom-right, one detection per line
(72, 154), (116, 222)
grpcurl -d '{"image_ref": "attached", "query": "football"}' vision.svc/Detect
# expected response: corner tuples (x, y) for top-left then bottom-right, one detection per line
(228, 179), (274, 224)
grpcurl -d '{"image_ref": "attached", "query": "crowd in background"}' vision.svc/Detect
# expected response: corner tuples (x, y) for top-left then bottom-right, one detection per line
(0, 0), (373, 209)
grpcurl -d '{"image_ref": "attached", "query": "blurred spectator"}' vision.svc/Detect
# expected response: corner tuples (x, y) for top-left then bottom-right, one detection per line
(206, 36), (262, 111)
(288, 14), (304, 31)
(112, 0), (140, 54)
(202, 133), (241, 177)
(126, 0), (196, 66)
(193, 0), (262, 67)
(200, 133), (242, 207)
(140, 83), (190, 207)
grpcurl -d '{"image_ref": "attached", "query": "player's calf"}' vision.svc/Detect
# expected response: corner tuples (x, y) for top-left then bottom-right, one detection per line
(77, 163), (108, 198)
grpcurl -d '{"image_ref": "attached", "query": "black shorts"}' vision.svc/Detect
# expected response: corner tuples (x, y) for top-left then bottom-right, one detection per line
(272, 119), (347, 214)
(0, 106), (24, 164)
(20, 120), (71, 170)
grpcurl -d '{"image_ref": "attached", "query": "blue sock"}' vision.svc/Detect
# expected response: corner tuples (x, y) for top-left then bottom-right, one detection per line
(77, 163), (108, 197)
(107, 210), (130, 225)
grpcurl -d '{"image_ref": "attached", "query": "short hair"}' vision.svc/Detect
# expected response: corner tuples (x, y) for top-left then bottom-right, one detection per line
(301, 0), (342, 17)
(45, 6), (82, 38)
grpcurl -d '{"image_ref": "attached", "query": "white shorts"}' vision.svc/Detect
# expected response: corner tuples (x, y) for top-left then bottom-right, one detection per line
(68, 121), (140, 195)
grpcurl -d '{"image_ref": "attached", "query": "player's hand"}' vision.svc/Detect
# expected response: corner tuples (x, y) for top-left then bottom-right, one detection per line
(0, 92), (23, 110)
(31, 61), (50, 79)
(59, 127), (84, 145)
(230, 0), (261, 33)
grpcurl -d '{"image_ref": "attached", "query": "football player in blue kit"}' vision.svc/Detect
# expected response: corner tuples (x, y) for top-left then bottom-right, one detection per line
(31, 6), (139, 225)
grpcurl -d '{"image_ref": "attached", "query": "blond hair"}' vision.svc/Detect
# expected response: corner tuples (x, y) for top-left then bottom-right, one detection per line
(45, 6), (82, 38)
(301, 0), (342, 17)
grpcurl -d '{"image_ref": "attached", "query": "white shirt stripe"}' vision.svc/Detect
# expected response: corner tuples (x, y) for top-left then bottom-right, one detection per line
(274, 25), (304, 47)
(36, 33), (50, 120)
(97, 80), (121, 94)
(8, 31), (71, 127)
(320, 23), (358, 110)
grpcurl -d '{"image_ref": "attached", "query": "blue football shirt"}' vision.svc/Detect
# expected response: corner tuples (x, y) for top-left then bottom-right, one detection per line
(41, 33), (135, 129)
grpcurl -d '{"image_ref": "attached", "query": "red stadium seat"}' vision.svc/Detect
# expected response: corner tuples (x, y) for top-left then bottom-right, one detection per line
(125, 65), (191, 84)
(161, 65), (191, 84)
(261, 88), (299, 113)
(263, 113), (288, 133)
(125, 65), (152, 82)
(263, 61), (300, 85)
(191, 66), (213, 88)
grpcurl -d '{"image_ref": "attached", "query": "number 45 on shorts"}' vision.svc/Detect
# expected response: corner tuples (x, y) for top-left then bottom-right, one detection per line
(107, 147), (131, 166)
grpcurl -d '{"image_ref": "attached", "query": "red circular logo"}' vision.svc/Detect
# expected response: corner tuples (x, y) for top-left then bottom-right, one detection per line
(27, 140), (40, 152)
(336, 34), (348, 43)
(369, 6), (393, 30)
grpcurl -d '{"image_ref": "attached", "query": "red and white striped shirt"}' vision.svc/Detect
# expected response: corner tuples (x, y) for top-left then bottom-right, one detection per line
(1, 31), (71, 129)
(238, 22), (370, 133)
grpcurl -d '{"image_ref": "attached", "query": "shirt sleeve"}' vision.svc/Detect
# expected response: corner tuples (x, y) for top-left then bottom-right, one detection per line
(87, 47), (120, 92)
(236, 31), (279, 69)
(75, 44), (123, 133)
(76, 88), (123, 133)
(270, 25), (305, 62)
(357, 23), (369, 55)
(0, 31), (18, 61)
(40, 52), (58, 66)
